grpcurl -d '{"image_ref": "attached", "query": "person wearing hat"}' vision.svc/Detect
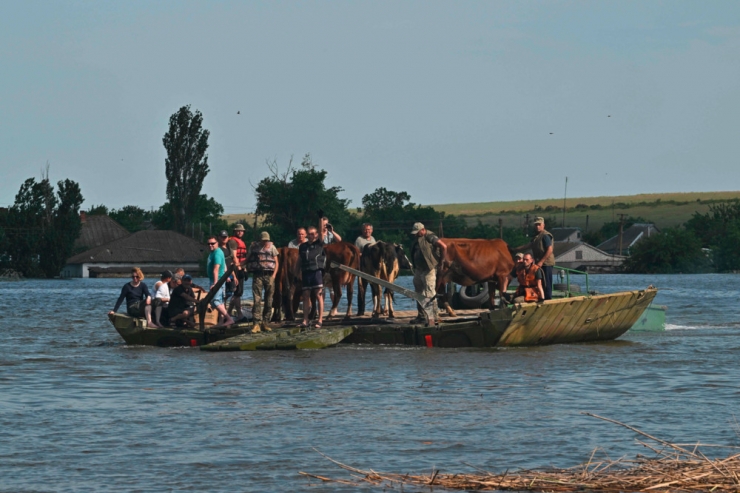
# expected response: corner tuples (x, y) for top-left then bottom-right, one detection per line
(168, 274), (198, 328)
(409, 222), (447, 325)
(227, 224), (248, 320)
(514, 217), (555, 300)
(246, 231), (280, 332)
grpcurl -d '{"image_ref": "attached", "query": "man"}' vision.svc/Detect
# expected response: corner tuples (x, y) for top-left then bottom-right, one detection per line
(288, 227), (307, 249)
(409, 222), (447, 325)
(247, 231), (279, 332)
(227, 224), (248, 319)
(207, 235), (236, 326)
(354, 223), (376, 251)
(168, 274), (198, 328)
(299, 226), (326, 329)
(321, 216), (342, 244)
(515, 217), (555, 300)
(217, 230), (238, 302)
(512, 254), (545, 303)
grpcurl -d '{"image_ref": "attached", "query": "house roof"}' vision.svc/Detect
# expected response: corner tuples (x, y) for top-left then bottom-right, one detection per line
(551, 227), (581, 242)
(75, 215), (130, 250)
(67, 229), (208, 264)
(597, 223), (661, 252)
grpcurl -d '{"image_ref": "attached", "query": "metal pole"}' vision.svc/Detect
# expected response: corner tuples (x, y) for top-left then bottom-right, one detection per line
(562, 176), (568, 227)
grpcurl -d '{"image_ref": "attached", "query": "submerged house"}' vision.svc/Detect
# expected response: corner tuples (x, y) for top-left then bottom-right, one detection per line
(74, 212), (130, 251)
(62, 229), (207, 278)
(554, 242), (626, 272)
(597, 223), (660, 256)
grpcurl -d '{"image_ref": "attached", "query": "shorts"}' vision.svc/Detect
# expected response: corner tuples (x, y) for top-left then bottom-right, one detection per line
(210, 285), (225, 308)
(126, 300), (147, 318)
(233, 270), (246, 297)
(302, 270), (323, 291)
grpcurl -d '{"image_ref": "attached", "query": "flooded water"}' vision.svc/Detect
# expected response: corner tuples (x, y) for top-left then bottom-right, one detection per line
(2, 274), (740, 492)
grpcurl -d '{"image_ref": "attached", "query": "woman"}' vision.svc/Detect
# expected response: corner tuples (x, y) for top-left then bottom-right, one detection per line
(109, 267), (155, 327)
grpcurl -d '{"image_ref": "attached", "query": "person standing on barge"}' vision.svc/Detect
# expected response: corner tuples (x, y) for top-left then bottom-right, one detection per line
(288, 227), (307, 249)
(227, 224), (248, 320)
(409, 222), (447, 326)
(299, 226), (326, 329)
(247, 232), (279, 332)
(207, 236), (236, 327)
(514, 216), (555, 300)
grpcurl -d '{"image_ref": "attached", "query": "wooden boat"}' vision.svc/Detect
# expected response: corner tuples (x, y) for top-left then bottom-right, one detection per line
(108, 313), (252, 347)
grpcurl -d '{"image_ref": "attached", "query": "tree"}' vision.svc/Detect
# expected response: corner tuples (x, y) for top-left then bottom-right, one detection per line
(109, 205), (152, 233)
(2, 175), (83, 277)
(152, 195), (227, 241)
(162, 105), (210, 234)
(254, 154), (352, 245)
(622, 227), (709, 274)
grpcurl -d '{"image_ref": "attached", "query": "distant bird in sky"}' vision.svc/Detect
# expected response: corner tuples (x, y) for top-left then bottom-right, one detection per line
(549, 132), (554, 135)
(608, 115), (611, 117)
(237, 111), (240, 114)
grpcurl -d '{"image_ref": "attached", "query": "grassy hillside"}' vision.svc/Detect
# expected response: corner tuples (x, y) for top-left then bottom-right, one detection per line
(431, 191), (740, 230)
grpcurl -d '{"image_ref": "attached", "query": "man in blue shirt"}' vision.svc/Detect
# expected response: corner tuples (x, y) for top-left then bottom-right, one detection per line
(207, 236), (235, 326)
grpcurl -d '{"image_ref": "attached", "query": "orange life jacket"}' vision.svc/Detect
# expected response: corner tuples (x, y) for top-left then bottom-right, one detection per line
(516, 263), (541, 302)
(229, 236), (247, 265)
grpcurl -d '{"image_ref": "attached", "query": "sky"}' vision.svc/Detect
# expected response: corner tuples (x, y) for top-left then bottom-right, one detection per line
(1, 1), (739, 214)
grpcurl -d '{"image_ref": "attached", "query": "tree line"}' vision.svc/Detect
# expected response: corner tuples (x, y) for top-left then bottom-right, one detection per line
(3, 104), (737, 277)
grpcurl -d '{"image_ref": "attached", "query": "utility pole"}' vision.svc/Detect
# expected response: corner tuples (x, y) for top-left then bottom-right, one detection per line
(498, 218), (503, 239)
(562, 176), (568, 227)
(618, 213), (625, 256)
(439, 219), (444, 238)
(524, 214), (530, 237)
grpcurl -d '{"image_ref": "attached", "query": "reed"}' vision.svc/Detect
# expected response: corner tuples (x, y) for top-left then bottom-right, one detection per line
(301, 413), (740, 492)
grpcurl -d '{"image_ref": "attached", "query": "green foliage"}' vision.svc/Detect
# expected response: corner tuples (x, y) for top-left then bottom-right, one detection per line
(163, 105), (210, 234)
(684, 201), (740, 271)
(109, 205), (152, 233)
(86, 204), (109, 215)
(622, 227), (710, 274)
(254, 154), (352, 246)
(1, 175), (84, 277)
(582, 216), (647, 247)
(152, 195), (227, 240)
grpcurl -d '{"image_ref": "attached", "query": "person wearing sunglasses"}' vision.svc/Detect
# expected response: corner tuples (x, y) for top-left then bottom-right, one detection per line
(207, 236), (236, 327)
(109, 267), (155, 327)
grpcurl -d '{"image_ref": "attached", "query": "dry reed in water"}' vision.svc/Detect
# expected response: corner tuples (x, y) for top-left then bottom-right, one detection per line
(300, 413), (740, 492)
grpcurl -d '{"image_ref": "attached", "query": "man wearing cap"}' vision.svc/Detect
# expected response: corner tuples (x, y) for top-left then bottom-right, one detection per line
(514, 217), (555, 300)
(409, 222), (447, 325)
(207, 235), (236, 326)
(217, 230), (238, 302)
(227, 224), (248, 320)
(247, 231), (280, 332)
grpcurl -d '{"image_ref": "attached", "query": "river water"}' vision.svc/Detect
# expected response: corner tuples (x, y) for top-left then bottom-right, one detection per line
(2, 274), (740, 492)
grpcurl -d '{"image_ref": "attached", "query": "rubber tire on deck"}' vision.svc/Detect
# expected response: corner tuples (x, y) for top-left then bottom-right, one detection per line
(459, 283), (489, 309)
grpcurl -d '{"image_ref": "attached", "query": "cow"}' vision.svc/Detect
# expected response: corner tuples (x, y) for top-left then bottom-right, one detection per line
(358, 242), (412, 318)
(323, 241), (361, 320)
(271, 247), (302, 322)
(435, 238), (515, 316)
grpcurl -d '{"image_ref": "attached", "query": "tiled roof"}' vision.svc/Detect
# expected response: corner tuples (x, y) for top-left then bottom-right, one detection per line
(75, 215), (130, 250)
(551, 228), (581, 242)
(597, 223), (661, 253)
(67, 230), (207, 264)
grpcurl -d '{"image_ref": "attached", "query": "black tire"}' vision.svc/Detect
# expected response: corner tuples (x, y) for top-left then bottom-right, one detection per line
(459, 283), (489, 308)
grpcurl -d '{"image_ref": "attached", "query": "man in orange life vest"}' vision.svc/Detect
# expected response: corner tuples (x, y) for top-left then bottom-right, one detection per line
(513, 253), (545, 303)
(227, 224), (248, 320)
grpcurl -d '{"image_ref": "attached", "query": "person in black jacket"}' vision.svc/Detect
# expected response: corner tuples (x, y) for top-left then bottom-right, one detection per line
(299, 226), (327, 329)
(109, 267), (155, 327)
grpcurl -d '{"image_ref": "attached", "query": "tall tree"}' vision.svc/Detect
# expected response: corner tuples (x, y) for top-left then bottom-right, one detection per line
(255, 154), (352, 245)
(162, 105), (210, 234)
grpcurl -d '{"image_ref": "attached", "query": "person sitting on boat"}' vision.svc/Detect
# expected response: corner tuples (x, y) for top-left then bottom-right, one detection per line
(152, 270), (173, 327)
(288, 227), (308, 249)
(501, 253), (525, 304)
(512, 254), (545, 303)
(247, 231), (279, 333)
(168, 274), (197, 328)
(299, 225), (327, 329)
(109, 267), (155, 327)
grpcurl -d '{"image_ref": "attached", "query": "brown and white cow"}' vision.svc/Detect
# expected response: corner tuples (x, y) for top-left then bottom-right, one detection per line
(435, 238), (515, 314)
(323, 241), (361, 320)
(358, 242), (412, 318)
